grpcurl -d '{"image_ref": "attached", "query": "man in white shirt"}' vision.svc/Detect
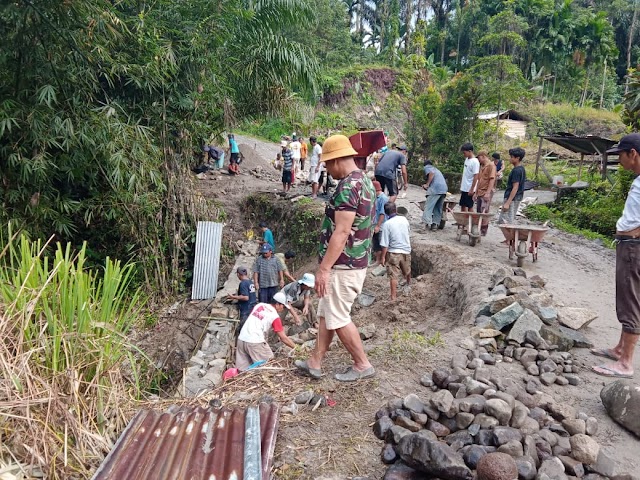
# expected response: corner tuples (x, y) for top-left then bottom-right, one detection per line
(290, 135), (302, 179)
(459, 142), (480, 212)
(308, 136), (322, 198)
(380, 202), (412, 301)
(592, 133), (640, 379)
(235, 292), (296, 370)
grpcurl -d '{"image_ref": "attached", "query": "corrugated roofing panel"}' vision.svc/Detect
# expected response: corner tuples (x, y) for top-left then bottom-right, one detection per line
(192, 221), (223, 300)
(92, 403), (279, 480)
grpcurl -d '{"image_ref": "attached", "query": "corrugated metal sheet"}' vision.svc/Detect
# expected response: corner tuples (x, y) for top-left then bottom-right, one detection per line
(192, 221), (223, 300)
(92, 403), (280, 480)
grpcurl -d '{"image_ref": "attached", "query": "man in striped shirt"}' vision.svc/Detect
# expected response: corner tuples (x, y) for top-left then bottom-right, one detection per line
(281, 140), (294, 193)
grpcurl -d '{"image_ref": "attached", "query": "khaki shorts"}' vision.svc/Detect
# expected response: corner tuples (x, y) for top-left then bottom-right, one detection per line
(317, 268), (366, 330)
(235, 339), (273, 371)
(386, 252), (411, 279)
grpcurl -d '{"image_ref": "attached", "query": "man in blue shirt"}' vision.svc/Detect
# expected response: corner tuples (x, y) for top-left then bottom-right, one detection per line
(227, 267), (257, 329)
(259, 221), (276, 251)
(421, 160), (449, 231)
(372, 180), (389, 266)
(228, 134), (240, 175)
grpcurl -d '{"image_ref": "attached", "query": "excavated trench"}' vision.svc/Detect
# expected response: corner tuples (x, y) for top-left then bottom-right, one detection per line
(167, 195), (494, 397)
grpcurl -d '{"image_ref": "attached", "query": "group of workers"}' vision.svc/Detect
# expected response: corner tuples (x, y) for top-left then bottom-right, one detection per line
(277, 135), (334, 197)
(202, 134), (241, 175)
(226, 130), (640, 383)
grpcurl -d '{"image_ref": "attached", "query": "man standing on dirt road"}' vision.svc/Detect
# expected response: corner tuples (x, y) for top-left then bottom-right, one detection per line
(374, 145), (408, 202)
(473, 151), (496, 236)
(226, 267), (256, 330)
(295, 134), (376, 382)
(497, 147), (526, 226)
(380, 202), (412, 301)
(459, 143), (479, 213)
(309, 136), (322, 198)
(372, 180), (389, 266)
(253, 243), (284, 304)
(591, 133), (640, 379)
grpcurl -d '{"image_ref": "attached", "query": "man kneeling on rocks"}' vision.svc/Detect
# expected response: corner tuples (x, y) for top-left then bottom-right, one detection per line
(278, 273), (316, 328)
(235, 291), (296, 371)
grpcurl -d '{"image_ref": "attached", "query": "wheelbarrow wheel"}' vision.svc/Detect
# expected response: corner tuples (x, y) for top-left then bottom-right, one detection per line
(469, 236), (478, 247)
(516, 241), (527, 267)
(438, 219), (446, 229)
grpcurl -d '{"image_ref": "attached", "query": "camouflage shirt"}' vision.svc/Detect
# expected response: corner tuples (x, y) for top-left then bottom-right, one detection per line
(318, 169), (375, 269)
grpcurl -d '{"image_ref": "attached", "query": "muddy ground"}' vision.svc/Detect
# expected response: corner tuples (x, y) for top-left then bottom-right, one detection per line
(138, 135), (639, 478)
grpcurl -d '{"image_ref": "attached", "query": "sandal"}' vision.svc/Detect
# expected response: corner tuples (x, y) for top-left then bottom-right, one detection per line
(590, 348), (619, 361)
(294, 359), (322, 379)
(334, 366), (376, 382)
(592, 365), (633, 379)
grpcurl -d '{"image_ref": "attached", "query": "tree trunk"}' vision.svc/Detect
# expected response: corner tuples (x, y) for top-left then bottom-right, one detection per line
(626, 0), (639, 94)
(405, 0), (412, 54)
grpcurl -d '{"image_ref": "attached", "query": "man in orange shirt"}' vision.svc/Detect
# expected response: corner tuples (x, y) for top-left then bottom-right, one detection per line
(472, 151), (496, 236)
(300, 137), (308, 172)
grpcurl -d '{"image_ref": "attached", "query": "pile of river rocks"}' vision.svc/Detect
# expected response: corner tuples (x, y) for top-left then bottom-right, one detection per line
(374, 386), (623, 479)
(371, 267), (637, 479)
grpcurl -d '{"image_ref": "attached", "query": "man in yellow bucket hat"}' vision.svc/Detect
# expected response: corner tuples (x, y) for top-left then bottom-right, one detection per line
(295, 135), (376, 381)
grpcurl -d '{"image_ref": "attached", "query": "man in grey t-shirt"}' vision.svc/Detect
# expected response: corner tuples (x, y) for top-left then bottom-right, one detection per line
(374, 146), (408, 202)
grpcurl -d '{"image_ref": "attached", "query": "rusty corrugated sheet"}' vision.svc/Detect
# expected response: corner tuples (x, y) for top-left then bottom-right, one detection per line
(192, 221), (223, 300)
(92, 403), (279, 480)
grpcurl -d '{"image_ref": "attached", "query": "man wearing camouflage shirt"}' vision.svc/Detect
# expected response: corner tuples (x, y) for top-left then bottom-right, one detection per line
(295, 134), (376, 382)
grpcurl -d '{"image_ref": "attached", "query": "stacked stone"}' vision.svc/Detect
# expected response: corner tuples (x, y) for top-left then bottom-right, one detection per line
(474, 268), (597, 354)
(181, 305), (235, 396)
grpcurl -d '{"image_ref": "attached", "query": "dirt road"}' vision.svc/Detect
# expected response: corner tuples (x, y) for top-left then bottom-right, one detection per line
(193, 135), (638, 478)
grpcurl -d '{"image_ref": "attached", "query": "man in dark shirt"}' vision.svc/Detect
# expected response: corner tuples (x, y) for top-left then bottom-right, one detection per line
(498, 147), (526, 225)
(227, 267), (257, 329)
(374, 146), (408, 202)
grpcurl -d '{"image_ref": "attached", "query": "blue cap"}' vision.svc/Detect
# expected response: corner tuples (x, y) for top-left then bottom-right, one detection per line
(260, 243), (272, 253)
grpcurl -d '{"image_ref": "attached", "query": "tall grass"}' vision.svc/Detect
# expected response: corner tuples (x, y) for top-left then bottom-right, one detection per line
(0, 229), (146, 478)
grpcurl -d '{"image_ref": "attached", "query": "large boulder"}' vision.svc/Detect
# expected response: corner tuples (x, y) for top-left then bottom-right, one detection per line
(569, 434), (600, 464)
(476, 452), (518, 480)
(600, 380), (640, 437)
(491, 303), (525, 331)
(557, 307), (598, 330)
(396, 433), (473, 480)
(505, 308), (543, 344)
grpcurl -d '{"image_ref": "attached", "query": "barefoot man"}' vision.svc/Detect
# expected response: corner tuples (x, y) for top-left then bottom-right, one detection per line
(592, 133), (640, 379)
(295, 134), (376, 382)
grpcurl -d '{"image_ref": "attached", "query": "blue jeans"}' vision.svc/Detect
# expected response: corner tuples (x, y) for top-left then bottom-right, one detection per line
(258, 286), (277, 304)
(422, 194), (446, 226)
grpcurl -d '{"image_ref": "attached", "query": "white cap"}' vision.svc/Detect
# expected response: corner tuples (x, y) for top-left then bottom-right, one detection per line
(298, 273), (315, 288)
(280, 140), (288, 147)
(272, 292), (290, 309)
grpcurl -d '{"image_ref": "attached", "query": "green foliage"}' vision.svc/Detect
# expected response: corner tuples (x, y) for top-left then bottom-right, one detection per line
(242, 194), (324, 256)
(525, 169), (634, 241)
(0, 0), (315, 295)
(526, 103), (625, 137)
(623, 68), (640, 129)
(0, 230), (148, 477)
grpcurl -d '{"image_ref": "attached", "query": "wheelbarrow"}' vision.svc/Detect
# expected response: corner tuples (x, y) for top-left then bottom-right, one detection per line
(451, 211), (495, 247)
(414, 197), (458, 229)
(499, 224), (550, 267)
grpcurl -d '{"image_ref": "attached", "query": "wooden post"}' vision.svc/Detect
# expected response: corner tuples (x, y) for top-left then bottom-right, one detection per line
(577, 153), (584, 181)
(602, 152), (608, 180)
(535, 136), (543, 179)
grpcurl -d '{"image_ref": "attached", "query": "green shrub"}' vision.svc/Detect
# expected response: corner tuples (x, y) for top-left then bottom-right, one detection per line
(526, 103), (625, 138)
